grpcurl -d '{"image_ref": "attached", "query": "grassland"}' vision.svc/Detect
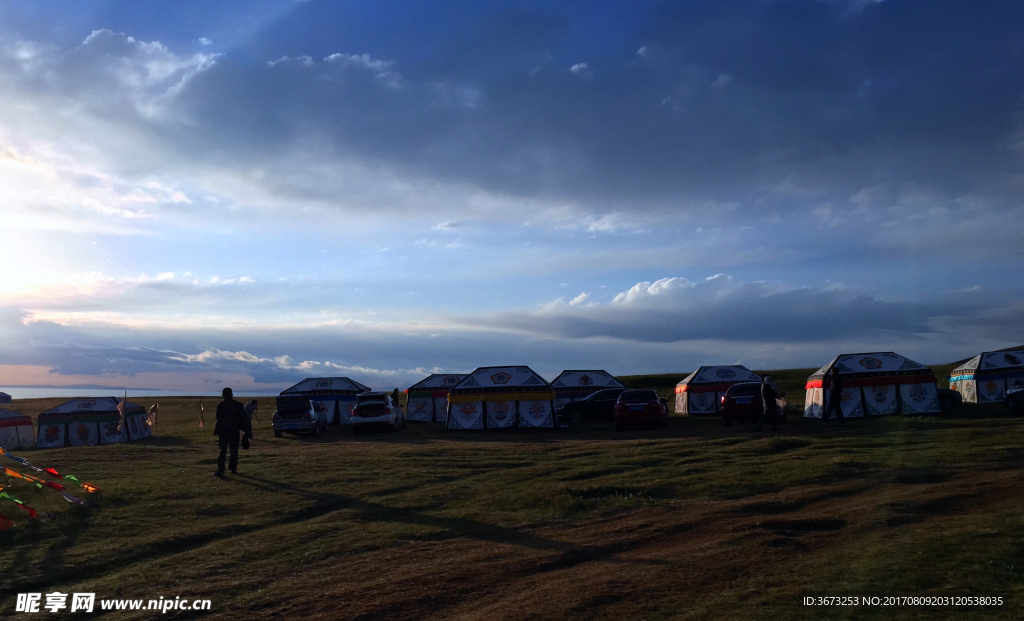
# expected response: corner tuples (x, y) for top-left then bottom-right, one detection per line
(1, 373), (1022, 620)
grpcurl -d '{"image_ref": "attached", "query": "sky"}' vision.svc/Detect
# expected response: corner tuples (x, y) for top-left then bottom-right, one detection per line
(1, 0), (1022, 393)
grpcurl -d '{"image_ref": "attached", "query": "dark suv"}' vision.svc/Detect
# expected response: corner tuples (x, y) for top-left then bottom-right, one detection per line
(720, 382), (786, 426)
(558, 389), (627, 423)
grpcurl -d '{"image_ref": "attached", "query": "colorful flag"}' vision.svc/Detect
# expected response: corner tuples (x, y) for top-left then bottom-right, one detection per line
(0, 513), (14, 530)
(62, 493), (85, 506)
(0, 491), (37, 518)
(199, 398), (205, 428)
(117, 391), (127, 432)
(43, 469), (98, 493)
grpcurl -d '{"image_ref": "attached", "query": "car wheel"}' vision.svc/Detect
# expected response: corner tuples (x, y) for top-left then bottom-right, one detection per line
(570, 410), (582, 424)
(659, 419), (668, 429)
(312, 424), (320, 437)
(614, 423), (623, 431)
(723, 417), (732, 427)
(274, 430), (282, 438)
(1008, 399), (1019, 415)
(353, 424), (361, 435)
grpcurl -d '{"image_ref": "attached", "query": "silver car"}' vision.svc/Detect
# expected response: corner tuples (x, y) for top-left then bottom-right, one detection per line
(272, 400), (328, 437)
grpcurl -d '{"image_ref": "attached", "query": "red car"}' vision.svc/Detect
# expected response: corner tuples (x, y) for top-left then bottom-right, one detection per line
(720, 382), (786, 426)
(614, 389), (668, 430)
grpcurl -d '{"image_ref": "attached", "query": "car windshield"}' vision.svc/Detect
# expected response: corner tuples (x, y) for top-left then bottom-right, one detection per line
(618, 389), (659, 403)
(726, 383), (761, 397)
(357, 395), (387, 406)
(586, 390), (619, 401)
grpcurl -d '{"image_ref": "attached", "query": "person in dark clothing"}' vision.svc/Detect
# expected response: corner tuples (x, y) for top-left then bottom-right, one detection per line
(754, 375), (783, 432)
(821, 367), (846, 425)
(214, 387), (252, 476)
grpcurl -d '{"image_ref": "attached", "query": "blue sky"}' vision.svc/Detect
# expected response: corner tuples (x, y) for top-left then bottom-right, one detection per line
(0, 0), (1022, 392)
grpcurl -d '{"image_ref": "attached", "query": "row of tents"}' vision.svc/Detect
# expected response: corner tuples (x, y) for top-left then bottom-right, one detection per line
(1, 397), (152, 451)
(1, 349), (1020, 450)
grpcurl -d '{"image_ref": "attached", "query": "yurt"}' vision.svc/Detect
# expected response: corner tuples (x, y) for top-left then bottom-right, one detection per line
(405, 374), (468, 422)
(277, 377), (372, 425)
(0, 408), (34, 451)
(804, 352), (940, 418)
(0, 392), (12, 404)
(446, 366), (556, 430)
(36, 397), (151, 449)
(674, 365), (762, 415)
(948, 350), (1024, 404)
(551, 370), (625, 410)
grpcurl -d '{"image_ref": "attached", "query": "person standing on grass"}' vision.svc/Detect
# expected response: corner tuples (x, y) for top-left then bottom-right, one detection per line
(820, 367), (846, 425)
(214, 387), (252, 477)
(244, 399), (259, 437)
(754, 375), (783, 432)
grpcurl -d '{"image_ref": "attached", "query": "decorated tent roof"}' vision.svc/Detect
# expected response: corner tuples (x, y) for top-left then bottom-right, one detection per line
(950, 351), (1024, 376)
(40, 397), (144, 414)
(676, 365), (761, 387)
(450, 366), (552, 394)
(551, 370), (624, 390)
(38, 397), (144, 419)
(0, 408), (31, 423)
(280, 377), (372, 395)
(807, 352), (931, 382)
(0, 392), (11, 403)
(406, 374), (468, 391)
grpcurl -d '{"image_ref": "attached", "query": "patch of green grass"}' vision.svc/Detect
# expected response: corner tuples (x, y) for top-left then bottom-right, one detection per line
(1, 386), (1021, 620)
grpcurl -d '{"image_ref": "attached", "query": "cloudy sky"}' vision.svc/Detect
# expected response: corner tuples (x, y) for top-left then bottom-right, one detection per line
(1, 0), (1022, 393)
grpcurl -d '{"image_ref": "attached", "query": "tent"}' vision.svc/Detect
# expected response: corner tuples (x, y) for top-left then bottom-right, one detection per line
(0, 392), (11, 404)
(446, 366), (556, 430)
(405, 374), (468, 422)
(948, 350), (1024, 403)
(0, 408), (34, 451)
(674, 365), (762, 415)
(36, 397), (151, 449)
(278, 377), (372, 425)
(804, 352), (940, 418)
(551, 370), (625, 410)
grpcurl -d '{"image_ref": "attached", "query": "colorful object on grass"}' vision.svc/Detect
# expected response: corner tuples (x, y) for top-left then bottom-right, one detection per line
(148, 403), (158, 427)
(0, 490), (38, 518)
(199, 398), (205, 428)
(62, 493), (85, 506)
(3, 465), (67, 491)
(0, 447), (43, 471)
(44, 468), (99, 493)
(0, 512), (14, 530)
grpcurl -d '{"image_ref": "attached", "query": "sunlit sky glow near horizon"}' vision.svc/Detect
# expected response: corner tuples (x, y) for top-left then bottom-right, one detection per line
(1, 0), (1022, 393)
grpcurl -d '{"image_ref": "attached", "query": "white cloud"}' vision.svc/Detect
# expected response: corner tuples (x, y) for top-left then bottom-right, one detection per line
(569, 62), (590, 75)
(711, 74), (733, 87)
(268, 55), (314, 68)
(569, 292), (590, 306)
(323, 52), (394, 72)
(196, 37), (213, 46)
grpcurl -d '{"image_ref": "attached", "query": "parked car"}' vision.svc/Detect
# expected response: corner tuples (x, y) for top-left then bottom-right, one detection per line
(720, 382), (786, 426)
(1005, 381), (1024, 415)
(352, 392), (405, 433)
(558, 388), (628, 423)
(937, 388), (962, 412)
(272, 400), (328, 437)
(614, 389), (668, 430)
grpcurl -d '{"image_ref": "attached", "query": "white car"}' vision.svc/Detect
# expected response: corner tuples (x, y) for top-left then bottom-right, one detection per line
(351, 392), (405, 433)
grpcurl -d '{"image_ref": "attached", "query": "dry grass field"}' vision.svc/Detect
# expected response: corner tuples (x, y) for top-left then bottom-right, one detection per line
(1, 372), (1022, 619)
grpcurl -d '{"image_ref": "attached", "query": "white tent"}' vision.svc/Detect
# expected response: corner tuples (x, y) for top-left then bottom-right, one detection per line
(551, 370), (625, 410)
(36, 397), (151, 449)
(804, 352), (940, 418)
(949, 350), (1024, 403)
(446, 366), (556, 429)
(405, 374), (468, 422)
(0, 392), (12, 404)
(674, 365), (761, 415)
(278, 377), (372, 425)
(0, 408), (34, 451)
